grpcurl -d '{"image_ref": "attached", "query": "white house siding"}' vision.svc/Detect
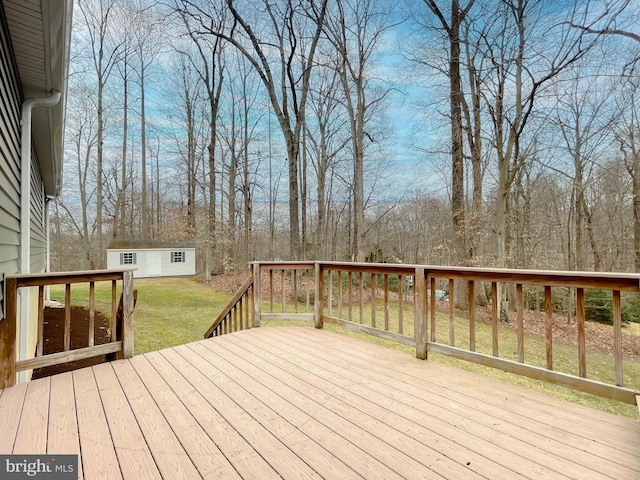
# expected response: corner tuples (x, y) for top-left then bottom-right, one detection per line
(0, 5), (23, 318)
(106, 247), (196, 278)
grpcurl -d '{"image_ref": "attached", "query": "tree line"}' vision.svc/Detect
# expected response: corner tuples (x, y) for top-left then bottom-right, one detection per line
(53, 0), (640, 284)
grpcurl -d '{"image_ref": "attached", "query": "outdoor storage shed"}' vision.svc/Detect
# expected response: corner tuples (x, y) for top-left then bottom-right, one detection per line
(107, 241), (196, 278)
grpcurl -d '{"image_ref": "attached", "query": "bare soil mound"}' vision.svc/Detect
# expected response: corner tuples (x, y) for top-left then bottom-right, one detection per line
(31, 306), (112, 379)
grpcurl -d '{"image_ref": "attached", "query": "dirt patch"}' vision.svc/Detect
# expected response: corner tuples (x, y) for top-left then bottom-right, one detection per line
(31, 306), (112, 380)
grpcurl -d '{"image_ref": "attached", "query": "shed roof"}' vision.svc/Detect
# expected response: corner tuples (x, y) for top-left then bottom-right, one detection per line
(107, 240), (196, 250)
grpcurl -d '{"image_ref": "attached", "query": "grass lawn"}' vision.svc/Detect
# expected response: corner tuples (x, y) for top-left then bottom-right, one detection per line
(50, 276), (639, 420)
(49, 276), (233, 355)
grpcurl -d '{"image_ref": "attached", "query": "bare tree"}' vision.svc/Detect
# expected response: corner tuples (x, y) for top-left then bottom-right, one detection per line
(616, 77), (640, 270)
(422, 0), (476, 268)
(60, 77), (99, 268)
(173, 0), (228, 276)
(305, 65), (350, 259)
(323, 0), (397, 261)
(76, 0), (123, 261)
(175, 0), (329, 259)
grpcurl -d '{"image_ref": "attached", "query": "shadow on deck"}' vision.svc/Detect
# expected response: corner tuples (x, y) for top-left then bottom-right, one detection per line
(1, 327), (638, 479)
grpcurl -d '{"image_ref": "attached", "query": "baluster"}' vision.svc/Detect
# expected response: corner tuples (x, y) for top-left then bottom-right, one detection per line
(398, 275), (404, 335)
(293, 269), (298, 313)
(491, 282), (498, 357)
(337, 270), (343, 319)
(516, 284), (524, 362)
(384, 274), (389, 331)
(89, 281), (95, 347)
(370, 273), (377, 328)
(613, 290), (623, 386)
(64, 283), (71, 351)
(468, 280), (475, 352)
(448, 279), (455, 346)
(36, 285), (44, 356)
(545, 286), (553, 370)
(359, 272), (364, 324)
(577, 288), (586, 377)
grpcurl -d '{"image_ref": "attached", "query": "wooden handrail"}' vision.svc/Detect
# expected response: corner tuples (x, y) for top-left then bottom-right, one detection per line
(248, 261), (640, 404)
(204, 276), (253, 338)
(0, 269), (135, 388)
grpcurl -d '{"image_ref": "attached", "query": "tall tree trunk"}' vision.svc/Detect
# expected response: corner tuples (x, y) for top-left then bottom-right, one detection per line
(118, 61), (128, 239)
(140, 61), (148, 239)
(96, 80), (104, 257)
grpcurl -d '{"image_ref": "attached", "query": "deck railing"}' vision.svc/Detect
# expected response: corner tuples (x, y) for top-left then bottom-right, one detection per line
(217, 261), (640, 404)
(0, 269), (135, 388)
(204, 275), (254, 337)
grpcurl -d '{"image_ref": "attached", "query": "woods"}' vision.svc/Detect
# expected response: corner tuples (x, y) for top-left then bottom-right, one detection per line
(53, 0), (640, 277)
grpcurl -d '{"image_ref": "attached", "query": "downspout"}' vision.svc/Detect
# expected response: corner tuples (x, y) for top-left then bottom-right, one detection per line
(45, 197), (52, 303)
(18, 90), (61, 383)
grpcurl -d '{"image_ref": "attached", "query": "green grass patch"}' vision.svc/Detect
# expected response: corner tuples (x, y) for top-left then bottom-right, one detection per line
(49, 276), (233, 355)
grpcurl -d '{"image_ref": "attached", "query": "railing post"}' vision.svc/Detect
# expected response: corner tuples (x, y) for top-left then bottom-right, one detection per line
(121, 271), (135, 358)
(314, 262), (323, 329)
(0, 277), (18, 388)
(253, 262), (261, 328)
(414, 268), (427, 359)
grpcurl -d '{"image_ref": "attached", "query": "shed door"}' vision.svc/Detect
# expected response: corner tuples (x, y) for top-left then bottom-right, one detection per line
(147, 251), (162, 276)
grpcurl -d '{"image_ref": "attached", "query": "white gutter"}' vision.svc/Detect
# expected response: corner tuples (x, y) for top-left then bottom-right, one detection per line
(18, 91), (61, 383)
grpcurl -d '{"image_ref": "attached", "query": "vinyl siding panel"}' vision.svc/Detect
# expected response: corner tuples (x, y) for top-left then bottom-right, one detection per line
(0, 4), (23, 319)
(29, 150), (45, 273)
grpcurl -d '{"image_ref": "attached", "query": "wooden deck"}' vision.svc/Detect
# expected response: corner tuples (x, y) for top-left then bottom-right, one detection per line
(1, 327), (638, 480)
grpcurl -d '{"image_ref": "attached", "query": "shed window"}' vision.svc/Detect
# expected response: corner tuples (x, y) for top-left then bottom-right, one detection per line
(171, 251), (186, 263)
(120, 252), (137, 265)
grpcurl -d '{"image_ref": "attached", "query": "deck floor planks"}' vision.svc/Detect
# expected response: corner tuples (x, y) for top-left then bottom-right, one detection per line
(128, 354), (246, 480)
(92, 363), (162, 480)
(214, 331), (574, 480)
(157, 347), (324, 480)
(13, 377), (50, 454)
(295, 327), (639, 437)
(289, 327), (640, 455)
(180, 341), (389, 480)
(133, 352), (275, 480)
(191, 337), (479, 480)
(47, 372), (83, 479)
(1, 326), (638, 480)
(274, 327), (640, 478)
(109, 360), (202, 480)
(287, 326), (640, 440)
(73, 367), (122, 480)
(215, 332), (542, 480)
(274, 328), (638, 478)
(0, 381), (27, 453)
(175, 343), (367, 480)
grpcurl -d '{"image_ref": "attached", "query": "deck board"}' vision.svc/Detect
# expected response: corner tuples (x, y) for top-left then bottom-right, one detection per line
(177, 343), (366, 480)
(73, 367), (122, 480)
(0, 380), (27, 453)
(0, 327), (638, 480)
(92, 363), (162, 480)
(47, 372), (83, 479)
(13, 378), (49, 454)
(260, 327), (639, 478)
(129, 356), (241, 479)
(109, 361), (201, 480)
